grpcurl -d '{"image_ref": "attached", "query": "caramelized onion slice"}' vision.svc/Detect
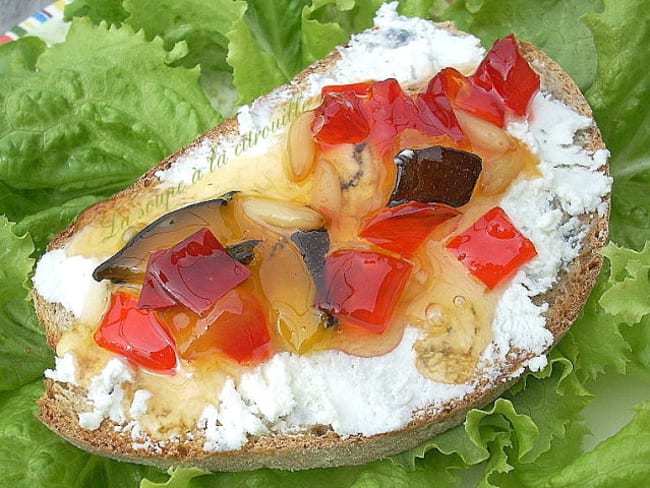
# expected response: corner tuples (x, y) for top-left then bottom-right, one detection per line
(93, 192), (237, 283)
(390, 146), (482, 208)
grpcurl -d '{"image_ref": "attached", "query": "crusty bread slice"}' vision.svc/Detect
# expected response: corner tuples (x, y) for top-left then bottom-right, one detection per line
(33, 16), (609, 472)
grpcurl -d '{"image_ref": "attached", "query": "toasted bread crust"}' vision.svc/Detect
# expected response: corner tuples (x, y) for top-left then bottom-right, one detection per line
(34, 30), (608, 472)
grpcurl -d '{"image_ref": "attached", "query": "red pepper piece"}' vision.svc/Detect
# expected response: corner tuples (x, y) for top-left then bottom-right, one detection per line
(312, 78), (467, 149)
(138, 228), (252, 316)
(312, 82), (372, 145)
(360, 202), (460, 257)
(417, 75), (468, 144)
(472, 34), (540, 117)
(435, 67), (505, 127)
(316, 249), (412, 333)
(362, 79), (420, 143)
(182, 288), (271, 364)
(446, 206), (537, 289)
(137, 249), (177, 309)
(365, 78), (468, 145)
(95, 292), (178, 374)
(321, 81), (373, 97)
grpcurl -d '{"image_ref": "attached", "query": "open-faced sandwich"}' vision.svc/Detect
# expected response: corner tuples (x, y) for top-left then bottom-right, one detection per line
(33, 3), (611, 471)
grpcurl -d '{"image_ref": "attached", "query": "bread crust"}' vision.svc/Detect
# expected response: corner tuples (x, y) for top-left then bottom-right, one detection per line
(34, 29), (609, 472)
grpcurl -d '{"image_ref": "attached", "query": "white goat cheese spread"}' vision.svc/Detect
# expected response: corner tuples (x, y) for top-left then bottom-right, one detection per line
(33, 249), (108, 323)
(44, 352), (78, 386)
(77, 358), (133, 430)
(35, 3), (611, 451)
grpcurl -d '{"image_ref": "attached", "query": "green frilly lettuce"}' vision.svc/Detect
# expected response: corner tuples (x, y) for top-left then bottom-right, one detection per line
(1, 0), (649, 486)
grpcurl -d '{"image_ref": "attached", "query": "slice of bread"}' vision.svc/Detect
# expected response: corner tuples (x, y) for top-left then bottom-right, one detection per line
(33, 6), (610, 472)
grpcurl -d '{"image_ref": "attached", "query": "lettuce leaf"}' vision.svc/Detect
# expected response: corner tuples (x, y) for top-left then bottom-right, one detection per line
(583, 0), (650, 250)
(546, 400), (650, 487)
(621, 317), (650, 374)
(557, 271), (630, 383)
(64, 0), (129, 26)
(65, 0), (246, 116)
(0, 381), (167, 488)
(439, 0), (603, 91)
(124, 0), (245, 73)
(227, 0), (384, 104)
(0, 18), (219, 224)
(142, 458), (460, 488)
(301, 0), (385, 63)
(227, 0), (310, 104)
(392, 353), (593, 487)
(397, 0), (442, 18)
(121, 0), (247, 115)
(598, 243), (650, 375)
(0, 217), (51, 391)
(0, 34), (44, 74)
(599, 243), (650, 324)
(488, 420), (590, 488)
(13, 195), (104, 256)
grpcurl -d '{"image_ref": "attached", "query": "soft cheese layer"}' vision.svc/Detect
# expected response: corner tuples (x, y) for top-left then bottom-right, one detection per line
(35, 3), (611, 451)
(34, 249), (108, 323)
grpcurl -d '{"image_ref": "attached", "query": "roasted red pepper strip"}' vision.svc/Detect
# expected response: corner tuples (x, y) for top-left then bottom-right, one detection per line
(316, 249), (412, 333)
(433, 67), (505, 127)
(311, 82), (372, 144)
(416, 75), (471, 142)
(312, 78), (466, 151)
(95, 292), (179, 374)
(138, 228), (252, 316)
(137, 249), (178, 309)
(446, 206), (537, 289)
(321, 81), (374, 97)
(360, 202), (460, 257)
(311, 35), (538, 151)
(472, 34), (540, 117)
(181, 288), (272, 364)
